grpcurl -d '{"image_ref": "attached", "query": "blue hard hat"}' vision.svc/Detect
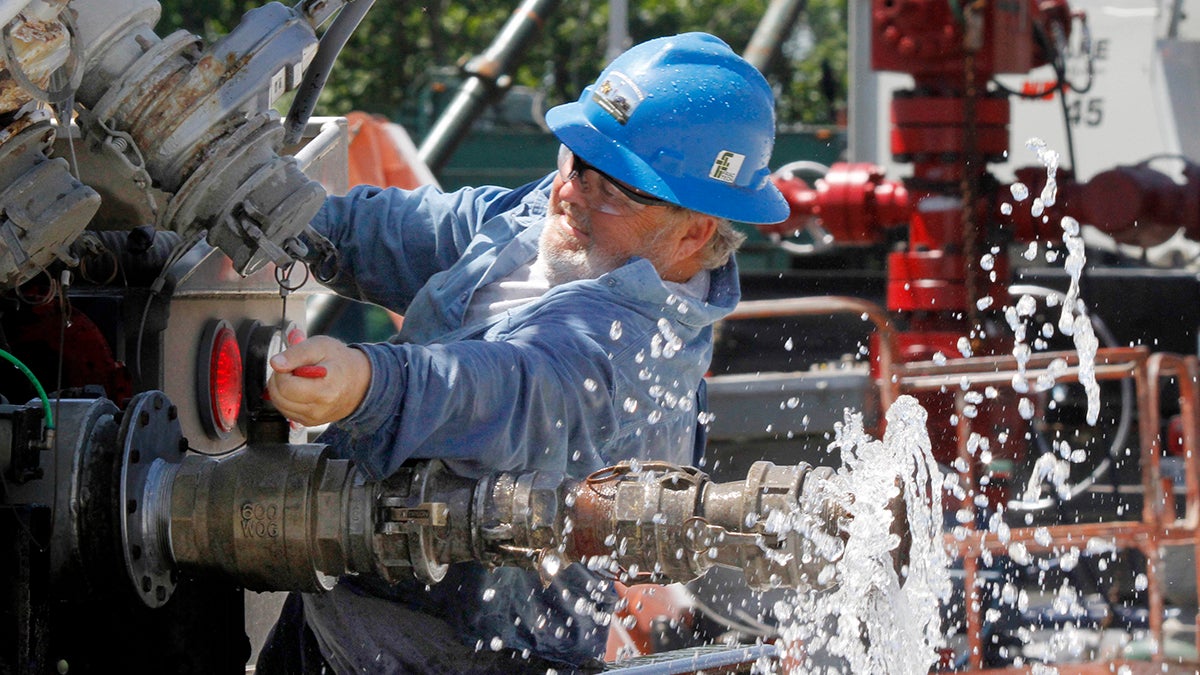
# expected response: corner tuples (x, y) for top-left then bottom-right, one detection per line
(545, 32), (788, 225)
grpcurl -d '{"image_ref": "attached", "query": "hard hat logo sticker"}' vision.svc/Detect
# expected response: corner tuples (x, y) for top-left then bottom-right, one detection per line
(709, 151), (745, 184)
(591, 72), (644, 125)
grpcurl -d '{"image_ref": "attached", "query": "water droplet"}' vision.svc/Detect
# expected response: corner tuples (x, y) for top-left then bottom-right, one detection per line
(1008, 541), (1032, 566)
(1033, 527), (1052, 547)
(609, 321), (623, 340)
(957, 337), (973, 357)
(1018, 398), (1035, 419)
(541, 553), (562, 578)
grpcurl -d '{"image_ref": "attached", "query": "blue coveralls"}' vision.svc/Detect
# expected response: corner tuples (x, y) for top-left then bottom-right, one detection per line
(258, 175), (741, 673)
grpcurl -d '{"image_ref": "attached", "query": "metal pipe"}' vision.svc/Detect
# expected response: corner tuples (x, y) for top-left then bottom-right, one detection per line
(1145, 352), (1200, 660)
(605, 0), (629, 62)
(914, 346), (1200, 672)
(726, 295), (899, 409)
(417, 0), (561, 173)
(291, 117), (349, 172)
(743, 0), (807, 73)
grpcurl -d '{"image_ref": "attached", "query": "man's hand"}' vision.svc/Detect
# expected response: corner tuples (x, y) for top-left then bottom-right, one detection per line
(266, 336), (371, 426)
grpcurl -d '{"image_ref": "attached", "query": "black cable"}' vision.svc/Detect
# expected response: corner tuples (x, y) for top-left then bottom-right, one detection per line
(50, 274), (68, 557)
(1062, 17), (1095, 95)
(133, 232), (203, 382)
(993, 15), (1095, 173)
(1055, 72), (1078, 176)
(1036, 19), (1080, 174)
(282, 0), (377, 146)
(1005, 286), (1132, 513)
(0, 479), (48, 552)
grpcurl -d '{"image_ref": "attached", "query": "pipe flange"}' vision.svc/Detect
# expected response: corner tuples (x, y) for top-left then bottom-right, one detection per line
(84, 29), (200, 125)
(118, 390), (186, 608)
(161, 112), (324, 275)
(410, 461), (450, 584)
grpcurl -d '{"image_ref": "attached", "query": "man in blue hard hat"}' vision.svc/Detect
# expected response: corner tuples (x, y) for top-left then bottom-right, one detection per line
(258, 32), (789, 674)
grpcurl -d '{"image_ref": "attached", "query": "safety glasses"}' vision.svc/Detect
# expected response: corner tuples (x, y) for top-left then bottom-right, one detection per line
(556, 145), (670, 216)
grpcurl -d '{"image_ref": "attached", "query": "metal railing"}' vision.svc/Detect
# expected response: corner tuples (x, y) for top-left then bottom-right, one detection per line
(720, 295), (1200, 671)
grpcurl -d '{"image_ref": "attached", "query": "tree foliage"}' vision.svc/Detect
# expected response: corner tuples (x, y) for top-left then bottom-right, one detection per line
(156, 0), (847, 128)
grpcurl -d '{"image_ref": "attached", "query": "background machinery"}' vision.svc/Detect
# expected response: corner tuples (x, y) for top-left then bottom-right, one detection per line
(9, 0), (1200, 671)
(0, 2), (882, 673)
(708, 0), (1200, 669)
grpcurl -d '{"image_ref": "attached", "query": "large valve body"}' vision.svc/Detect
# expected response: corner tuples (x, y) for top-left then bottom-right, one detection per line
(157, 421), (849, 600)
(2, 391), (853, 612)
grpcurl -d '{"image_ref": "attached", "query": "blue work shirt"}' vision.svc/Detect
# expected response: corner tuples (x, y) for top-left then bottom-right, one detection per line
(299, 175), (741, 671)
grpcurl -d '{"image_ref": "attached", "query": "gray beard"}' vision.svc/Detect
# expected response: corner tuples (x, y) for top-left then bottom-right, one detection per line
(537, 213), (624, 286)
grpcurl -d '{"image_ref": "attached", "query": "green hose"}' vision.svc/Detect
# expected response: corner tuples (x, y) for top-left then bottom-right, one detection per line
(0, 348), (54, 429)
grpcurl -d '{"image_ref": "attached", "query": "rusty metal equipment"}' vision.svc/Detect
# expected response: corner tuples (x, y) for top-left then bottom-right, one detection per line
(710, 293), (1200, 671)
(1, 385), (858, 672)
(129, 403), (850, 599)
(764, 0), (1200, 515)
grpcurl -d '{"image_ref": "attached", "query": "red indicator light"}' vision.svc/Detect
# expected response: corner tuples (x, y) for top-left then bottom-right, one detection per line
(198, 319), (244, 438)
(210, 324), (243, 433)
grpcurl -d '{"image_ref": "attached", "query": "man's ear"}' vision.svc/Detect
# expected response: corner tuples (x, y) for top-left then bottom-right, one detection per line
(675, 214), (718, 261)
(656, 212), (720, 282)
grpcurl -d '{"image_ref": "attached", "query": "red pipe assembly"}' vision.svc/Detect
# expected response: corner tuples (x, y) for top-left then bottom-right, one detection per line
(767, 0), (1200, 480)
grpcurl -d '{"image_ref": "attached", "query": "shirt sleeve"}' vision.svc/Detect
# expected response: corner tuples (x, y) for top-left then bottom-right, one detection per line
(309, 182), (528, 314)
(332, 316), (619, 479)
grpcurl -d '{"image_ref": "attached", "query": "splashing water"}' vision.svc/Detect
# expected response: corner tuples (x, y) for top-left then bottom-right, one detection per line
(1057, 215), (1100, 424)
(1019, 452), (1072, 503)
(771, 396), (951, 674)
(1005, 294), (1039, 394)
(1004, 139), (1101, 425)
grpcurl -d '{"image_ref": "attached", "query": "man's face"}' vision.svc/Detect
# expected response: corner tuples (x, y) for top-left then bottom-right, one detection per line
(539, 150), (682, 286)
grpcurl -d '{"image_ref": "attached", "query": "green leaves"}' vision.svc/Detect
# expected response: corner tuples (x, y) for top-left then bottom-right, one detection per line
(155, 0), (848, 127)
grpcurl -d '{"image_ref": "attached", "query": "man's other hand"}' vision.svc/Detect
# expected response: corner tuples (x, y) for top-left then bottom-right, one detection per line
(266, 336), (371, 426)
